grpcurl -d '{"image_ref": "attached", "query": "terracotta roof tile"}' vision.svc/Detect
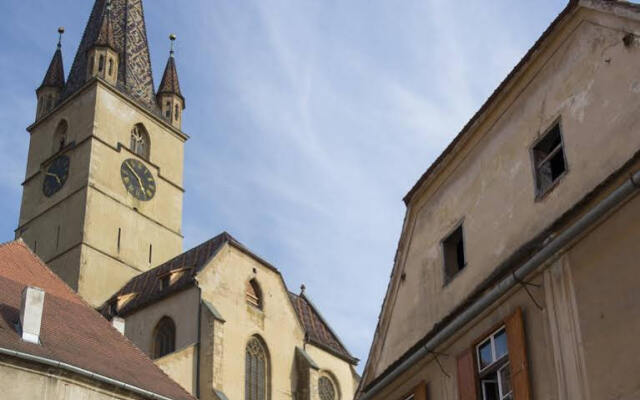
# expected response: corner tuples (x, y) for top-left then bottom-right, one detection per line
(0, 240), (195, 400)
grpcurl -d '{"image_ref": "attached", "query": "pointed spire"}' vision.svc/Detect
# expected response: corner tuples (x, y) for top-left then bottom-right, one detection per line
(94, 0), (117, 51)
(63, 0), (157, 110)
(157, 34), (184, 102)
(38, 27), (66, 91)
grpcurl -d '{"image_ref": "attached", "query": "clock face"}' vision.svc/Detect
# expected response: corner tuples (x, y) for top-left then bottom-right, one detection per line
(42, 155), (70, 197)
(120, 158), (156, 201)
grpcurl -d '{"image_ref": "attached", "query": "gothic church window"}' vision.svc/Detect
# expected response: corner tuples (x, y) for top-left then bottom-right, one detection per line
(246, 279), (263, 309)
(130, 124), (150, 159)
(245, 336), (269, 400)
(152, 316), (176, 359)
(319, 376), (337, 400)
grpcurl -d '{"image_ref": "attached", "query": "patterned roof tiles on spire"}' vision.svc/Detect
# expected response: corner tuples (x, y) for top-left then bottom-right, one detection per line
(158, 54), (184, 104)
(38, 47), (65, 91)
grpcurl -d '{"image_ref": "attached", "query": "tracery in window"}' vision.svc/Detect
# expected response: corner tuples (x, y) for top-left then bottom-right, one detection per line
(245, 336), (269, 400)
(152, 316), (176, 359)
(130, 124), (150, 159)
(319, 376), (337, 400)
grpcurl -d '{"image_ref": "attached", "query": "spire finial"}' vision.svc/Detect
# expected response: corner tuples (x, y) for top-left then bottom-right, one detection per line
(57, 27), (65, 49)
(169, 34), (176, 57)
(300, 284), (306, 295)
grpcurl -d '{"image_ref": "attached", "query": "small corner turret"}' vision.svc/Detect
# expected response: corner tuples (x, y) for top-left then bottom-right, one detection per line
(86, 0), (119, 86)
(157, 34), (185, 130)
(36, 27), (65, 121)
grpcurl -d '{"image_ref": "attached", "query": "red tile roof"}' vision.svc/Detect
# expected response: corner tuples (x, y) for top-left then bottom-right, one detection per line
(0, 240), (195, 400)
(38, 48), (65, 91)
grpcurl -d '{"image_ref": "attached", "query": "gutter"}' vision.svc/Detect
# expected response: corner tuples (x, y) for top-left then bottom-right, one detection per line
(360, 168), (640, 400)
(0, 347), (179, 400)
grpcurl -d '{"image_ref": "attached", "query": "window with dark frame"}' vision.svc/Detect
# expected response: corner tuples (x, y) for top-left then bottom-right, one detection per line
(476, 327), (512, 400)
(443, 224), (466, 283)
(532, 122), (567, 197)
(152, 317), (176, 359)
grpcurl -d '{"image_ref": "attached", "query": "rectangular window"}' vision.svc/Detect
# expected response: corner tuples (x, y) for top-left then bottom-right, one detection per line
(456, 308), (531, 400)
(443, 224), (466, 283)
(532, 122), (567, 198)
(476, 327), (512, 400)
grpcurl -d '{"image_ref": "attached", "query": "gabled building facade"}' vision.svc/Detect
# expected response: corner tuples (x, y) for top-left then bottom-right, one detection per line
(100, 232), (360, 400)
(358, 1), (640, 400)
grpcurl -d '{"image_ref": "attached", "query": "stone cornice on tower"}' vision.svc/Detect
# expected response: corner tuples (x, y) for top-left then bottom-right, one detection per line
(62, 0), (157, 113)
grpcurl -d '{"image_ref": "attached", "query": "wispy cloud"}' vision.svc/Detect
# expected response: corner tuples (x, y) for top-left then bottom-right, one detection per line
(0, 0), (567, 370)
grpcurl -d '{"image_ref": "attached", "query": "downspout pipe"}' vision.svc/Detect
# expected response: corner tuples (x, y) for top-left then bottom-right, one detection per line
(0, 346), (178, 400)
(360, 169), (640, 400)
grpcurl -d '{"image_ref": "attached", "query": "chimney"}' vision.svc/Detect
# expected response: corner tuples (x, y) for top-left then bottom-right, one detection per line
(20, 286), (45, 344)
(111, 317), (125, 335)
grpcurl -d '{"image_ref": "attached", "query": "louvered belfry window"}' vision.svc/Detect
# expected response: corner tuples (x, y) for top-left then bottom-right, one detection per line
(246, 279), (262, 309)
(245, 337), (268, 400)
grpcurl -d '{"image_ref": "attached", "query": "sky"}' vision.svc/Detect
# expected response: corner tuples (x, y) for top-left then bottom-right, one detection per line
(0, 0), (568, 371)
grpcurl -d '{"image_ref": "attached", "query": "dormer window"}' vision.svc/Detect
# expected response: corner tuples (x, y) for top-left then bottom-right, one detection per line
(246, 279), (262, 309)
(160, 275), (170, 291)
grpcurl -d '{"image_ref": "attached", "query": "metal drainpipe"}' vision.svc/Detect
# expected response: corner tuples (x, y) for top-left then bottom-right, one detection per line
(360, 169), (640, 400)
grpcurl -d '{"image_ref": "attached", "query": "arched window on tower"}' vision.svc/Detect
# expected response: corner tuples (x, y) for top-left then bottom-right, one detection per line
(108, 58), (114, 76)
(130, 124), (150, 159)
(175, 104), (180, 121)
(53, 120), (68, 153)
(246, 279), (263, 309)
(152, 316), (176, 359)
(245, 336), (269, 400)
(165, 101), (171, 119)
(98, 54), (105, 73)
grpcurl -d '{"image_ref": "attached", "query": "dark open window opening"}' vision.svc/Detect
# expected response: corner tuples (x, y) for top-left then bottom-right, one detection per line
(532, 122), (567, 197)
(443, 224), (466, 283)
(153, 317), (176, 359)
(246, 279), (263, 309)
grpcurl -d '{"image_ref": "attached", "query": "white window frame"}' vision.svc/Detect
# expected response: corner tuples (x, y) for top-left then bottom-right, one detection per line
(476, 326), (511, 400)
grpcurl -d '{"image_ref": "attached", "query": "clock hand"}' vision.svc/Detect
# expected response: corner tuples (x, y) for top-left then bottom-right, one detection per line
(125, 161), (144, 188)
(45, 172), (61, 184)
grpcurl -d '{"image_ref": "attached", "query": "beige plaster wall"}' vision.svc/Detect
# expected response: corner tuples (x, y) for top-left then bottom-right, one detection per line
(568, 193), (640, 399)
(371, 280), (557, 400)
(0, 356), (146, 400)
(375, 8), (640, 377)
(124, 286), (200, 357)
(196, 244), (307, 399)
(155, 345), (198, 395)
(306, 344), (359, 400)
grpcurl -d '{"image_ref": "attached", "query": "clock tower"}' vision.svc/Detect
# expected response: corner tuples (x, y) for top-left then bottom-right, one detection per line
(17, 0), (187, 307)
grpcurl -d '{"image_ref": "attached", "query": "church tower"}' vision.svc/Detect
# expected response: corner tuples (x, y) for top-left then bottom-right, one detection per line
(17, 0), (188, 307)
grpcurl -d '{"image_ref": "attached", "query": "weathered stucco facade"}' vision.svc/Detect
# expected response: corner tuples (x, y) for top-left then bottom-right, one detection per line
(359, 1), (640, 400)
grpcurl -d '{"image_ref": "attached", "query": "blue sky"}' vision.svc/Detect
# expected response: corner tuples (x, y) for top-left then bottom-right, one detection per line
(0, 0), (567, 370)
